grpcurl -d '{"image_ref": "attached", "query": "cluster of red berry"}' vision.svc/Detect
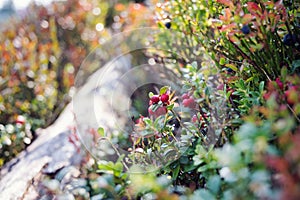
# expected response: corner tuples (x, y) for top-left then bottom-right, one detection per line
(149, 93), (170, 105)
(181, 93), (197, 109)
(148, 93), (170, 117)
(264, 77), (300, 106)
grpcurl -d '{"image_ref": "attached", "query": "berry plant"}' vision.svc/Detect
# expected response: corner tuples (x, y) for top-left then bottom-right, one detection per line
(50, 1), (300, 199)
(1, 0), (300, 199)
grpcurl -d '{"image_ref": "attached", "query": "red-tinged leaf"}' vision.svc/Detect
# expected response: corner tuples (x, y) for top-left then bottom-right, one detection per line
(247, 2), (259, 10)
(264, 1), (274, 7)
(217, 0), (233, 7)
(228, 34), (240, 44)
(227, 76), (239, 83)
(241, 14), (253, 24)
(271, 14), (281, 32)
(219, 8), (232, 24)
(219, 15), (226, 23)
(265, 155), (288, 172)
(268, 13), (276, 21)
(274, 0), (284, 11)
(249, 46), (256, 53)
(220, 23), (236, 32)
(260, 10), (268, 21)
(247, 2), (262, 15)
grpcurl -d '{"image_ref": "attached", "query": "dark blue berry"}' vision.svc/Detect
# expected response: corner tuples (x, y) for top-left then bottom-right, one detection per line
(165, 22), (171, 29)
(241, 25), (250, 34)
(226, 68), (234, 73)
(283, 34), (297, 46)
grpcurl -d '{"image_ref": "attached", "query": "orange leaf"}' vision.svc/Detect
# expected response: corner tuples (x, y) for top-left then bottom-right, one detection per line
(219, 8), (232, 24)
(241, 14), (253, 24)
(220, 23), (236, 32)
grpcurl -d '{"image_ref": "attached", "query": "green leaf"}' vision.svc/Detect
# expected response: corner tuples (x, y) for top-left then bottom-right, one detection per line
(281, 66), (288, 79)
(197, 165), (208, 172)
(166, 103), (174, 110)
(184, 163), (198, 172)
(98, 162), (113, 172)
(179, 156), (189, 164)
(219, 57), (226, 65)
(148, 92), (154, 98)
(245, 77), (253, 83)
(193, 156), (204, 166)
(191, 61), (198, 70)
(226, 90), (232, 99)
(206, 175), (221, 194)
(291, 60), (300, 73)
(140, 130), (154, 137)
(172, 164), (180, 180)
(231, 118), (243, 126)
(97, 127), (105, 137)
(160, 86), (169, 95)
(183, 84), (192, 90)
(192, 189), (215, 200)
(114, 162), (123, 177)
(157, 21), (165, 28)
(238, 79), (245, 88)
(204, 87), (210, 96)
(259, 81), (265, 93)
(143, 117), (152, 125)
(225, 64), (238, 72)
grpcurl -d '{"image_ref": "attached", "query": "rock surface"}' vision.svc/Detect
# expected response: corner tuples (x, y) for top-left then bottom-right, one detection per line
(0, 104), (80, 200)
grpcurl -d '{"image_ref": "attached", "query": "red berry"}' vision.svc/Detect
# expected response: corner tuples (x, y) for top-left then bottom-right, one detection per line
(150, 95), (160, 104)
(16, 115), (26, 125)
(182, 97), (196, 109)
(160, 94), (169, 103)
(192, 115), (198, 123)
(181, 93), (189, 99)
(155, 132), (162, 139)
(285, 89), (298, 106)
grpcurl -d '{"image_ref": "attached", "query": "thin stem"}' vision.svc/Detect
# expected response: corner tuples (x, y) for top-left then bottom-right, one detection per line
(171, 109), (208, 145)
(232, 39), (271, 81)
(287, 104), (300, 123)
